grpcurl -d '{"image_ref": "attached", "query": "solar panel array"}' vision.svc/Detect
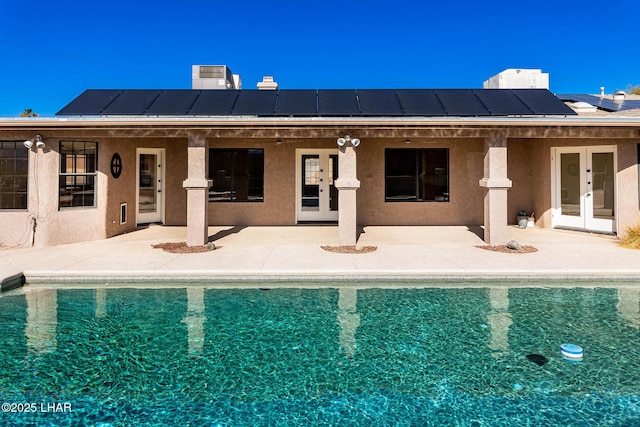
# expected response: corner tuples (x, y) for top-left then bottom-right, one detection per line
(56, 88), (576, 117)
(559, 94), (640, 112)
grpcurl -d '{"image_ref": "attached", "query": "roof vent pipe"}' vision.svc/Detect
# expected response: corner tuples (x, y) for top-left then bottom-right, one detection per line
(600, 87), (605, 98)
(613, 90), (626, 102)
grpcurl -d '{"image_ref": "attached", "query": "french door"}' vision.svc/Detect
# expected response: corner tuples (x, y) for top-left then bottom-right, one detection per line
(552, 146), (616, 233)
(296, 149), (339, 222)
(136, 148), (165, 224)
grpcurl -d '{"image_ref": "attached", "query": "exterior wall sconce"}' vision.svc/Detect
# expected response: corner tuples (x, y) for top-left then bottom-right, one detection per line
(336, 134), (360, 147)
(275, 138), (282, 145)
(405, 139), (411, 144)
(24, 134), (45, 149)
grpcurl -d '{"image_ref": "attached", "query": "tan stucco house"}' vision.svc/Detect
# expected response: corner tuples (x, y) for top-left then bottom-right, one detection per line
(1, 85), (639, 248)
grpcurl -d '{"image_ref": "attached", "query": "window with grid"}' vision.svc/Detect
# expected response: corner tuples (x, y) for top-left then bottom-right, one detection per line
(0, 141), (28, 210)
(59, 141), (97, 208)
(385, 148), (449, 202)
(208, 148), (264, 202)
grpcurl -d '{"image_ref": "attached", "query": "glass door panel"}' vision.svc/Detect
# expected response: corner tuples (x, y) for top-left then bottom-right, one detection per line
(139, 154), (158, 214)
(590, 152), (614, 221)
(553, 147), (615, 233)
(329, 154), (338, 212)
(137, 149), (164, 224)
(297, 150), (339, 222)
(301, 155), (320, 212)
(560, 152), (581, 217)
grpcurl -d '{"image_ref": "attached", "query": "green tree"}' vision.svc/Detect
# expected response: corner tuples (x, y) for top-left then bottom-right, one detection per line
(20, 108), (39, 117)
(626, 84), (640, 95)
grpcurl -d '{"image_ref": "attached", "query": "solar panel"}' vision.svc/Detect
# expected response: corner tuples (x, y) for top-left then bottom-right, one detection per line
(274, 90), (317, 115)
(189, 90), (239, 115)
(56, 89), (123, 115)
(357, 90), (403, 115)
(435, 89), (489, 116)
(99, 90), (162, 115)
(559, 94), (640, 112)
(395, 90), (447, 116)
(231, 90), (277, 115)
(145, 90), (200, 115)
(514, 90), (576, 115)
(56, 88), (578, 117)
(473, 90), (533, 116)
(318, 90), (360, 115)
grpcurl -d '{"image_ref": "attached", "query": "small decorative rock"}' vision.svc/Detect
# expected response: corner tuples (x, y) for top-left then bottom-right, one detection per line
(206, 242), (217, 251)
(506, 240), (522, 251)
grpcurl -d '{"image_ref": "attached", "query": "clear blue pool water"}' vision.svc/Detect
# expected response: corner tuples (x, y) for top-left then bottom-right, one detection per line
(1, 285), (640, 426)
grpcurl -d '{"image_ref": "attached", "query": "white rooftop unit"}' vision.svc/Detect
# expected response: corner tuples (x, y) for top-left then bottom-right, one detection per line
(257, 76), (278, 90)
(192, 65), (242, 89)
(483, 69), (549, 89)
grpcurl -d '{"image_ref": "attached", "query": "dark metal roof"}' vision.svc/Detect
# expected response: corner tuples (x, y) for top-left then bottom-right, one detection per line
(559, 94), (640, 112)
(56, 88), (577, 117)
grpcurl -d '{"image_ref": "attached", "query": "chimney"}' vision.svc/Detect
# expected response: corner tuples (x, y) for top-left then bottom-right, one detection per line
(257, 76), (278, 90)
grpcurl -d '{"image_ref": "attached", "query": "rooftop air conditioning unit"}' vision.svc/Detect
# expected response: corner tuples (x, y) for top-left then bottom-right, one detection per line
(192, 65), (242, 89)
(483, 69), (549, 89)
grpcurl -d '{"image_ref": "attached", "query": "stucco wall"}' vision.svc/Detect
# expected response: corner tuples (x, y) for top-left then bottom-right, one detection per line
(510, 138), (640, 236)
(1, 136), (189, 247)
(106, 135), (640, 234)
(206, 138), (337, 225)
(102, 137), (188, 237)
(357, 138), (485, 226)
(3, 129), (638, 247)
(103, 138), (136, 238)
(0, 140), (107, 247)
(506, 139), (535, 224)
(615, 141), (639, 238)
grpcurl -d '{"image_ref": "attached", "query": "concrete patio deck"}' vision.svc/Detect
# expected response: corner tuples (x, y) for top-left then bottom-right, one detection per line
(1, 225), (640, 289)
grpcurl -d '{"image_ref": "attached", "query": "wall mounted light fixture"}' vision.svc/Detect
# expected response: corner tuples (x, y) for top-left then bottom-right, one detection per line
(24, 135), (45, 149)
(336, 134), (360, 148)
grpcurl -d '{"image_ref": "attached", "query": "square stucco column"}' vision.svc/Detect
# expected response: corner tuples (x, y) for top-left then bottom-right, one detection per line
(479, 135), (512, 246)
(183, 133), (212, 246)
(334, 143), (360, 246)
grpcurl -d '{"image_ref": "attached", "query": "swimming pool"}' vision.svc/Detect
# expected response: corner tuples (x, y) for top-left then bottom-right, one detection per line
(1, 285), (639, 426)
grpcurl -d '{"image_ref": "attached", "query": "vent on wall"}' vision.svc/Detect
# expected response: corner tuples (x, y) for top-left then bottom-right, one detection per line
(120, 203), (127, 225)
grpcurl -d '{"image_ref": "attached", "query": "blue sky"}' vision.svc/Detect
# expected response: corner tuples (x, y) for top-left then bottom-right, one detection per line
(1, 0), (638, 117)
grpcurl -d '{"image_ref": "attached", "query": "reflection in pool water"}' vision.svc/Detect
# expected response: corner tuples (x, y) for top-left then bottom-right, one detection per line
(1, 285), (639, 426)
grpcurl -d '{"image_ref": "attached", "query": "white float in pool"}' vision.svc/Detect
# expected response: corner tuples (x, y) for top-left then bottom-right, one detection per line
(560, 343), (583, 360)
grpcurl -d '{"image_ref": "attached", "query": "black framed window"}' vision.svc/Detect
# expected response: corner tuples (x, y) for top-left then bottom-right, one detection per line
(209, 148), (264, 202)
(0, 141), (28, 210)
(59, 141), (97, 208)
(385, 148), (449, 202)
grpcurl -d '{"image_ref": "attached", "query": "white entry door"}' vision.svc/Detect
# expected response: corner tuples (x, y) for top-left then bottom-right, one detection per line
(137, 148), (165, 224)
(296, 149), (339, 222)
(552, 146), (616, 233)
